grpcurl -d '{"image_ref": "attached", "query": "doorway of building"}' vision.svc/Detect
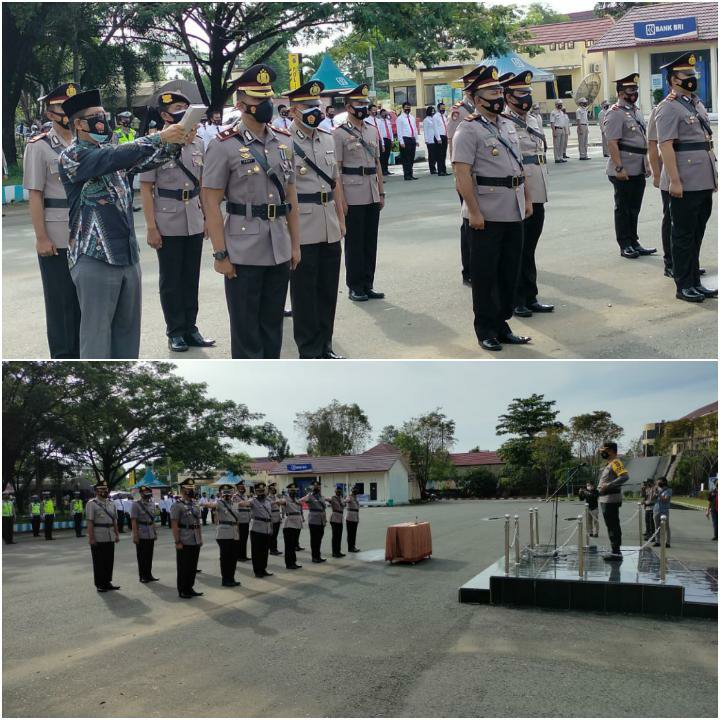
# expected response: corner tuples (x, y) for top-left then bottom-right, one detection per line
(370, 482), (378, 501)
(293, 477), (317, 496)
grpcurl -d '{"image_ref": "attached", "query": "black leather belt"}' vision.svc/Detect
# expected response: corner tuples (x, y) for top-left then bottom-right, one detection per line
(673, 140), (713, 152)
(476, 175), (525, 188)
(342, 166), (376, 175)
(137, 521), (154, 525)
(180, 523), (199, 529)
(286, 512), (302, 516)
(522, 154), (546, 165)
(226, 201), (291, 220)
(297, 191), (334, 205)
(43, 198), (68, 208)
(219, 520), (237, 525)
(92, 522), (113, 527)
(618, 142), (647, 155)
(157, 187), (200, 201)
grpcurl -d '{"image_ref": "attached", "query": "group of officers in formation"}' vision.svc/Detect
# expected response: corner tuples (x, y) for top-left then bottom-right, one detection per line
(5, 478), (363, 599)
(22, 50), (715, 358)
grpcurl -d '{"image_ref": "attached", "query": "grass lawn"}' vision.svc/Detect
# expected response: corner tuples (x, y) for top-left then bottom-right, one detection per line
(671, 496), (708, 510)
(3, 163), (24, 187)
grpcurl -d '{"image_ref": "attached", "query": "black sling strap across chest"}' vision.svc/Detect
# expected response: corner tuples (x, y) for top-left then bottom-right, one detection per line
(138, 501), (156, 524)
(91, 499), (116, 524)
(235, 136), (287, 204)
(174, 155), (200, 191)
(474, 116), (524, 171)
(220, 499), (240, 523)
(674, 97), (714, 137)
(340, 124), (377, 160)
(292, 140), (336, 189)
(503, 113), (548, 152)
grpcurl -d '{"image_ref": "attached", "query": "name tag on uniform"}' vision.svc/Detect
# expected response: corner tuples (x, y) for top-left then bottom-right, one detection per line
(240, 157), (255, 164)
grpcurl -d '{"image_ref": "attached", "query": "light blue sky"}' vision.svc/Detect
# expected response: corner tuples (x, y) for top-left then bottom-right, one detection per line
(173, 361), (717, 457)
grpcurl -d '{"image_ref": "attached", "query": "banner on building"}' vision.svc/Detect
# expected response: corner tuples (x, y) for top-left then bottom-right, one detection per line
(633, 16), (698, 42)
(288, 53), (302, 90)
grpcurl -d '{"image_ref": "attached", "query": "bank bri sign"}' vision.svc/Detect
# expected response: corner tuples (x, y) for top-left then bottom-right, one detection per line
(633, 16), (698, 43)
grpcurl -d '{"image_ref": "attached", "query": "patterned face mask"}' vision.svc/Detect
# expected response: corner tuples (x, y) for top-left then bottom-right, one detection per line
(83, 113), (112, 143)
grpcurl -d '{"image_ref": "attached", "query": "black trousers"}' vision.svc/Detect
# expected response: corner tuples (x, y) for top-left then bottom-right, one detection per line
(344, 203), (381, 294)
(437, 135), (448, 175)
(176, 544), (201, 595)
(225, 262), (290, 359)
(201, 507), (209, 525)
(31, 516), (41, 537)
(309, 524), (325, 560)
(136, 538), (155, 580)
(516, 203), (545, 306)
(458, 193), (471, 282)
(380, 138), (392, 173)
(117, 511), (126, 533)
(37, 249), (81, 359)
(290, 241), (341, 358)
(644, 508), (655, 539)
(283, 527), (300, 567)
(670, 189), (713, 291)
(608, 175), (646, 250)
(157, 233), (203, 337)
(346, 520), (358, 551)
(238, 523), (250, 560)
(216, 538), (238, 582)
(400, 137), (417, 178)
(330, 521), (343, 555)
(250, 530), (270, 575)
(467, 219), (524, 341)
(2, 517), (14, 544)
(91, 541), (115, 588)
(601, 503), (622, 554)
(661, 189), (672, 269)
(160, 509), (168, 526)
(44, 514), (54, 540)
(73, 512), (83, 537)
(427, 142), (439, 174)
(271, 521), (281, 552)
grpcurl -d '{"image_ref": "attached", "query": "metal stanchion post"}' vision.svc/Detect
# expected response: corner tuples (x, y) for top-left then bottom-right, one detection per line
(529, 508), (535, 549)
(534, 506), (540, 545)
(504, 514), (510, 575)
(514, 515), (520, 564)
(584, 505), (590, 548)
(659, 515), (667, 582)
(638, 502), (643, 546)
(577, 515), (584, 577)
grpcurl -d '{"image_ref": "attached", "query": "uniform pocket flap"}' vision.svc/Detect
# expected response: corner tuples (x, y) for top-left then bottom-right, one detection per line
(227, 214), (260, 235)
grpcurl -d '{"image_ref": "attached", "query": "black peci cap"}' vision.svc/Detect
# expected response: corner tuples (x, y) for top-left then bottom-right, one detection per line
(62, 88), (102, 118)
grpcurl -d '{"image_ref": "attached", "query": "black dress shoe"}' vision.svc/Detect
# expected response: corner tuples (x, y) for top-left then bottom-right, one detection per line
(462, 277), (472, 286)
(178, 592), (193, 599)
(269, 550), (282, 556)
(348, 547), (360, 552)
(366, 289), (385, 299)
(664, 266), (674, 278)
(322, 349), (345, 359)
(283, 308), (293, 317)
(106, 584), (121, 591)
(238, 556), (250, 562)
(296, 546), (305, 551)
(579, 157), (590, 160)
(312, 558), (327, 563)
(633, 244), (657, 255)
(96, 586), (109, 593)
(189, 590), (204, 596)
(514, 305), (532, 318)
(146, 576), (159, 582)
(620, 247), (639, 259)
(286, 564), (302, 570)
(481, 338), (502, 352)
(184, 331), (216, 347)
(700, 267), (706, 275)
(262, 571), (274, 577)
(554, 160), (563, 164)
(499, 333), (531, 345)
(695, 285), (718, 298)
(222, 580), (241, 587)
(349, 290), (369, 302)
(168, 336), (189, 352)
(529, 301), (554, 313)
(676, 288), (705, 302)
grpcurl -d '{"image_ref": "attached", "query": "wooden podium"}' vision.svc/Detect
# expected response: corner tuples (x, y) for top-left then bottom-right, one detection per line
(385, 521), (432, 563)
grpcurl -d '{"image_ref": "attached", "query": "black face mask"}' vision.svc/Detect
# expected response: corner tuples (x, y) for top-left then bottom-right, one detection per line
(427, 110), (435, 116)
(513, 95), (533, 112)
(351, 105), (369, 120)
(256, 492), (265, 499)
(678, 76), (698, 93)
(186, 490), (195, 499)
(82, 113), (113, 143)
(600, 450), (610, 459)
(48, 109), (69, 128)
(624, 92), (638, 105)
(245, 99), (274, 124)
(477, 95), (505, 114)
(141, 492), (152, 500)
(301, 107), (324, 128)
(168, 109), (186, 124)
(403, 108), (411, 115)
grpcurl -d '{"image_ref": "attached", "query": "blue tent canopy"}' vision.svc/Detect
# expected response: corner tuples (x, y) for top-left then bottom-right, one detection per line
(482, 52), (555, 83)
(310, 54), (357, 94)
(128, 467), (170, 490)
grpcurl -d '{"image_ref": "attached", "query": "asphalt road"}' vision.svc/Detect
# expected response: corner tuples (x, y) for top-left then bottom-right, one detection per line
(3, 499), (717, 717)
(2, 126), (717, 360)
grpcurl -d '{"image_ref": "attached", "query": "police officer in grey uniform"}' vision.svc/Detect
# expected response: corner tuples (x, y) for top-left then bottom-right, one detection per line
(233, 481), (251, 561)
(237, 481), (274, 577)
(278, 484), (303, 569)
(140, 90), (216, 353)
(171, 478), (204, 598)
(329, 486), (346, 558)
(213, 484), (241, 586)
(500, 72), (554, 319)
(268, 482), (283, 555)
(605, 73), (656, 260)
(655, 52), (718, 303)
(576, 97), (590, 160)
(22, 82), (81, 358)
(286, 80), (346, 359)
(130, 483), (159, 583)
(599, 100), (610, 157)
(344, 484), (361, 552)
(300, 480), (329, 562)
(452, 65), (533, 352)
(202, 64), (301, 358)
(85, 480), (120, 592)
(335, 83), (386, 302)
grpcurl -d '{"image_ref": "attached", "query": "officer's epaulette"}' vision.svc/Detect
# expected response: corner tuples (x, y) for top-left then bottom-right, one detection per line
(273, 126), (291, 136)
(317, 126), (332, 135)
(464, 112), (480, 122)
(27, 132), (49, 144)
(452, 100), (463, 108)
(217, 126), (240, 142)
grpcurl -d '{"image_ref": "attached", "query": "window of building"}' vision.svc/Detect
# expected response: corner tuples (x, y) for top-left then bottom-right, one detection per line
(545, 80), (557, 100)
(353, 483), (365, 496)
(425, 85), (437, 106)
(567, 41), (575, 49)
(393, 85), (417, 106)
(645, 429), (656, 440)
(558, 42), (566, 50)
(556, 74), (573, 99)
(585, 40), (594, 48)
(549, 43), (556, 51)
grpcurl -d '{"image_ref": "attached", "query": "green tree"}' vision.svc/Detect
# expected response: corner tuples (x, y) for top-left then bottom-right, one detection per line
(670, 443), (718, 494)
(521, 3), (570, 25)
(457, 468), (498, 498)
(530, 429), (574, 498)
(377, 425), (399, 444)
(568, 410), (623, 474)
(496, 393), (562, 438)
(593, 2), (643, 19)
(295, 400), (371, 456)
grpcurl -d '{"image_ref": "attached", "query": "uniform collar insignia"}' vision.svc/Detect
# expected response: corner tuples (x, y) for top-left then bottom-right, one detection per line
(295, 128), (305, 140)
(50, 134), (60, 147)
(243, 128), (254, 142)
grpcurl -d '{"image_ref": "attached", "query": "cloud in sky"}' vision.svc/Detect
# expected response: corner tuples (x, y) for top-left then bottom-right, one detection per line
(172, 361), (717, 456)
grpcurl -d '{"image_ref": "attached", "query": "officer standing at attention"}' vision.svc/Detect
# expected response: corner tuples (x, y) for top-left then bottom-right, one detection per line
(335, 83), (386, 303)
(2, 492), (17, 544)
(171, 478), (204, 598)
(130, 483), (159, 583)
(604, 73), (656, 261)
(599, 100), (611, 157)
(140, 90), (216, 353)
(575, 97), (590, 160)
(202, 64), (301, 359)
(233, 482), (251, 562)
(23, 83), (82, 359)
(433, 102), (449, 176)
(277, 484), (303, 570)
(286, 80), (346, 359)
(212, 484), (241, 587)
(549, 100), (568, 163)
(41, 491), (55, 540)
(71, 490), (84, 537)
(396, 101), (418, 180)
(452, 65), (533, 353)
(344, 484), (361, 552)
(268, 482), (283, 556)
(299, 480), (329, 563)
(655, 52), (718, 303)
(329, 486), (346, 558)
(500, 72), (554, 320)
(597, 441), (629, 562)
(236, 481), (274, 578)
(85, 480), (120, 592)
(30, 494), (42, 537)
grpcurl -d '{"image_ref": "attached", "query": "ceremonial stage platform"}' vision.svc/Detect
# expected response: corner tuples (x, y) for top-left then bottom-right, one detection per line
(459, 544), (718, 618)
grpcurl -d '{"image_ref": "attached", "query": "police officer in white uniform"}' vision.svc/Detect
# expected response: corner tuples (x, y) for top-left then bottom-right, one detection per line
(576, 97), (590, 160)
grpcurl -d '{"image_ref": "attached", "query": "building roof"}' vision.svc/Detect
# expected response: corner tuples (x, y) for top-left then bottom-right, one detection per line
(271, 453), (403, 475)
(589, 3), (717, 52)
(249, 458), (281, 474)
(680, 401), (718, 421)
(362, 442), (402, 456)
(567, 11), (597, 22)
(526, 17), (615, 45)
(310, 54), (356, 94)
(449, 451), (503, 467)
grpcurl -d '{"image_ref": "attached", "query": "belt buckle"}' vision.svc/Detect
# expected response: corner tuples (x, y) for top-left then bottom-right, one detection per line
(320, 191), (328, 205)
(181, 189), (190, 202)
(538, 154), (545, 165)
(511, 176), (520, 188)
(267, 203), (277, 220)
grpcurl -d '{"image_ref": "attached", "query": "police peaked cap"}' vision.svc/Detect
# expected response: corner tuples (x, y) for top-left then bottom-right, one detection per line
(219, 484), (234, 493)
(93, 480), (109, 489)
(62, 88), (103, 118)
(660, 52), (698, 75)
(235, 64), (276, 98)
(287, 80), (325, 103)
(343, 83), (370, 101)
(615, 72), (640, 91)
(180, 478), (196, 489)
(466, 66), (501, 92)
(157, 91), (191, 108)
(501, 71), (533, 92)
(39, 82), (81, 105)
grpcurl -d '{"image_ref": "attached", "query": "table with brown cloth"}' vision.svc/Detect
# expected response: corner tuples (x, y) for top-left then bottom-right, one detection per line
(385, 521), (432, 563)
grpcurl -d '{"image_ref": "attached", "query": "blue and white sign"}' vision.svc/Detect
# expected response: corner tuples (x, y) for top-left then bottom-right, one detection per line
(287, 463), (313, 472)
(633, 16), (698, 43)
